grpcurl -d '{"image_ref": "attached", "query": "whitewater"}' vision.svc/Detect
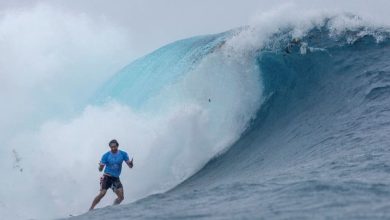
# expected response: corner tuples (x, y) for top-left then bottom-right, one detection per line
(2, 6), (390, 220)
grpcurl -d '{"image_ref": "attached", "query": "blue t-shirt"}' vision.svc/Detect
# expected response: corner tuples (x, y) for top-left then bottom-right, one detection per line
(100, 150), (130, 177)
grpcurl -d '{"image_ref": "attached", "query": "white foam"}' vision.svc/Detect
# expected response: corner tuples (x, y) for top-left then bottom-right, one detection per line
(226, 4), (390, 55)
(0, 3), (133, 219)
(0, 3), (132, 136)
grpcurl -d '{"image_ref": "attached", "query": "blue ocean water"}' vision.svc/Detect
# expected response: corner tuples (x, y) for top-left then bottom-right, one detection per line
(72, 18), (390, 219)
(93, 32), (229, 108)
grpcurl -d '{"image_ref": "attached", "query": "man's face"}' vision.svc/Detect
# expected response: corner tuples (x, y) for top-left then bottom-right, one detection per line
(109, 144), (118, 153)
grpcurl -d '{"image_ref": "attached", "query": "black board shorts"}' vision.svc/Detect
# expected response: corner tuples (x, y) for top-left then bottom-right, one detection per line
(100, 175), (123, 191)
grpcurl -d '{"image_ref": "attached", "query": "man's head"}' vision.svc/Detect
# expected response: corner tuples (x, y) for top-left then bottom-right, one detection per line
(109, 139), (119, 153)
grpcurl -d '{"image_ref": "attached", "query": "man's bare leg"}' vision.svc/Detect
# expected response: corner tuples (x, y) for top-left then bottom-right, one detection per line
(113, 188), (124, 205)
(89, 189), (107, 211)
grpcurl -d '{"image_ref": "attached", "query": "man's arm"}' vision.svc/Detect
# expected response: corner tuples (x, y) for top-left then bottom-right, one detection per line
(126, 158), (133, 169)
(99, 153), (108, 172)
(98, 163), (105, 172)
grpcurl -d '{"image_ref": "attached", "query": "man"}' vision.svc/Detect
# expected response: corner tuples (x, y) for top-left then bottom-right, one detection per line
(89, 139), (133, 211)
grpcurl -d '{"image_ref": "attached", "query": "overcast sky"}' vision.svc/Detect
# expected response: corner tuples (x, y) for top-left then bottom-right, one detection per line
(1, 0), (390, 58)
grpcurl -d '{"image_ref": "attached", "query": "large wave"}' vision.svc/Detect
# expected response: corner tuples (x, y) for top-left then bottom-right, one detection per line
(157, 19), (390, 219)
(2, 5), (390, 220)
(75, 14), (390, 220)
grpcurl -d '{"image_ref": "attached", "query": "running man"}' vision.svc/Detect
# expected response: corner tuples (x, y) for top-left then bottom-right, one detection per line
(89, 139), (133, 211)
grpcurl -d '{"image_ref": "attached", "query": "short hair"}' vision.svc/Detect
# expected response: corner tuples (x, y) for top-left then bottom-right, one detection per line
(109, 139), (119, 147)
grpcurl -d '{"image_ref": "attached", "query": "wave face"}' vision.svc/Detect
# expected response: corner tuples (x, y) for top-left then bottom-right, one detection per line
(94, 33), (228, 107)
(73, 16), (390, 219)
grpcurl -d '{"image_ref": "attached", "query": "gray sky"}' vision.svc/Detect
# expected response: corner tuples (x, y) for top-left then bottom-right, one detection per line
(1, 0), (390, 58)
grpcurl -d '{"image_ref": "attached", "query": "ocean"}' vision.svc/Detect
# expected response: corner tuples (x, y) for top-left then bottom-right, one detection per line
(69, 14), (390, 219)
